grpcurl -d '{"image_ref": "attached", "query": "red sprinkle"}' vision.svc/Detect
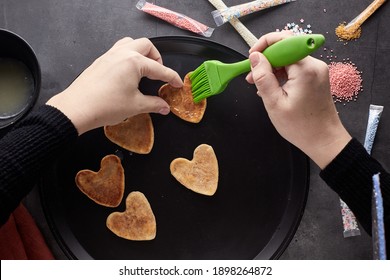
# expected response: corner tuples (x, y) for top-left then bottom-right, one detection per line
(328, 62), (363, 103)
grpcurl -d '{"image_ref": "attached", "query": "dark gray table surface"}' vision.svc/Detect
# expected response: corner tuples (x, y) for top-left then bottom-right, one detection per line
(1, 0), (389, 259)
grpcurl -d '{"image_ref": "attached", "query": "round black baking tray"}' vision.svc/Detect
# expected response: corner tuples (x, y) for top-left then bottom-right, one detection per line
(40, 36), (309, 260)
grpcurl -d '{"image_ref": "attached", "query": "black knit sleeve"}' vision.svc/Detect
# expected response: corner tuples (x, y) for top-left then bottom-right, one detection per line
(320, 138), (390, 240)
(0, 105), (78, 225)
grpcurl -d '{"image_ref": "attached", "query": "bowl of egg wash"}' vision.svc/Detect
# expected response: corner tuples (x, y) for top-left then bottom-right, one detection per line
(0, 29), (41, 129)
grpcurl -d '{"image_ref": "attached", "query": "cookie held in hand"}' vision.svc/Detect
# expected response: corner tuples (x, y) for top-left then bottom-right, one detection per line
(75, 154), (125, 207)
(158, 73), (207, 123)
(170, 144), (218, 196)
(106, 191), (156, 241)
(104, 113), (154, 154)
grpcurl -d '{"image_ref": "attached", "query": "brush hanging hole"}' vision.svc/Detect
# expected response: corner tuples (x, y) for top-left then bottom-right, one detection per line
(307, 38), (315, 49)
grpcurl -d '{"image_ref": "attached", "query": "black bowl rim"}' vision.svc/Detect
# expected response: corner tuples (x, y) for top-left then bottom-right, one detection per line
(0, 28), (41, 129)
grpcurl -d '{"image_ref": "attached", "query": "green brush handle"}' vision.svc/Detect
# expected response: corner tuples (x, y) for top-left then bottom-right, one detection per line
(262, 34), (325, 67)
(222, 59), (252, 77)
(229, 34), (326, 72)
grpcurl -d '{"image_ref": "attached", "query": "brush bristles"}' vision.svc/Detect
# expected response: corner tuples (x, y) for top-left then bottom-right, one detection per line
(190, 65), (212, 103)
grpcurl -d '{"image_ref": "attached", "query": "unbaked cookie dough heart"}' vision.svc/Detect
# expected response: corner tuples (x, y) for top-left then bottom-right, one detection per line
(75, 154), (125, 207)
(158, 73), (207, 123)
(104, 113), (154, 154)
(170, 144), (218, 196)
(106, 191), (156, 241)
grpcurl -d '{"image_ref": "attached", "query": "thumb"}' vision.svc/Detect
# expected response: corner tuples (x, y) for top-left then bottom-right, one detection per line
(249, 52), (281, 101)
(135, 94), (171, 115)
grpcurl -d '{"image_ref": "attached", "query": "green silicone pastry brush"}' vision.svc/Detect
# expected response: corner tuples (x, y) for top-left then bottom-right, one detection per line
(190, 34), (325, 103)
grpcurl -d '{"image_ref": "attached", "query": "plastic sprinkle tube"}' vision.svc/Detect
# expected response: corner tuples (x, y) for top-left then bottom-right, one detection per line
(372, 173), (387, 260)
(211, 0), (296, 26)
(335, 0), (387, 41)
(339, 199), (361, 237)
(208, 0), (258, 47)
(339, 105), (384, 238)
(364, 104), (384, 154)
(136, 0), (214, 37)
(344, 0), (386, 32)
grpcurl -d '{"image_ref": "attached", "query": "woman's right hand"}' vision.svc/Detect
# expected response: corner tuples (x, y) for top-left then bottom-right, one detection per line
(246, 32), (352, 169)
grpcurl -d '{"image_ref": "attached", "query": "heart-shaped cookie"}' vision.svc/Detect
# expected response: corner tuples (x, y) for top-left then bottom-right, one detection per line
(75, 154), (124, 207)
(158, 73), (207, 123)
(106, 191), (156, 241)
(104, 113), (154, 154)
(170, 144), (218, 196)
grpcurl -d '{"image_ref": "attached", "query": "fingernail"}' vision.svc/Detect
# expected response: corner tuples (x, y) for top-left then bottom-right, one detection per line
(159, 107), (170, 115)
(171, 76), (184, 88)
(174, 80), (183, 87)
(249, 52), (261, 68)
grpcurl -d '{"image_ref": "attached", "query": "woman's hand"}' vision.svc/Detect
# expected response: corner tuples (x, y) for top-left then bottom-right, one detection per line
(47, 37), (183, 135)
(246, 31), (351, 169)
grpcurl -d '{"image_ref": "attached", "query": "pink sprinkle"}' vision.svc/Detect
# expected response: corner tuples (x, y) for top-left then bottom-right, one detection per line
(139, 2), (211, 36)
(328, 62), (363, 102)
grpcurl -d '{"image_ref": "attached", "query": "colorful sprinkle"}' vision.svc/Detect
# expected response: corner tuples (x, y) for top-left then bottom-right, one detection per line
(280, 19), (312, 35)
(340, 199), (361, 237)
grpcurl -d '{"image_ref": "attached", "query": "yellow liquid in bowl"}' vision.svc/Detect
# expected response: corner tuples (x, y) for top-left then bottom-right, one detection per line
(0, 57), (34, 119)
